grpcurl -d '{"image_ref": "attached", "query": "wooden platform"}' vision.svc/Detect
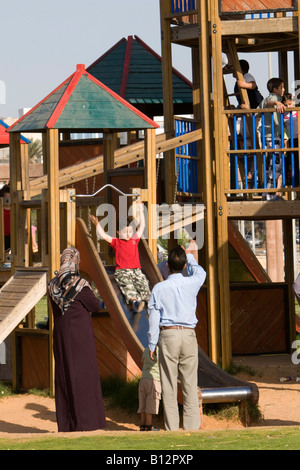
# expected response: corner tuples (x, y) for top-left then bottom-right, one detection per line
(171, 16), (299, 53)
(0, 268), (48, 344)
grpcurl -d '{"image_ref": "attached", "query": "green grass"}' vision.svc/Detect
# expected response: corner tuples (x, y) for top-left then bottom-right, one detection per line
(34, 295), (48, 327)
(0, 379), (298, 450)
(0, 427), (299, 450)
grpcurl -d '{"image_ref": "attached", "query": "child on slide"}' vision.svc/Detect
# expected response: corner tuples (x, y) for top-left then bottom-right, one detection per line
(90, 201), (150, 313)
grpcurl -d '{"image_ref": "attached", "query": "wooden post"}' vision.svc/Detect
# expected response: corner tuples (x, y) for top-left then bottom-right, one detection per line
(0, 198), (4, 264)
(227, 39), (250, 108)
(210, 0), (232, 367)
(9, 132), (22, 269)
(103, 131), (116, 264)
(198, 0), (221, 364)
(145, 128), (157, 258)
(46, 128), (60, 394)
(160, 0), (177, 205)
(59, 189), (76, 250)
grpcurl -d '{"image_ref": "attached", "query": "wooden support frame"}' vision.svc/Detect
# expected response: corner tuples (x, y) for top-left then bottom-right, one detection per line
(198, 0), (221, 365)
(145, 129), (157, 257)
(160, 0), (177, 205)
(45, 128), (60, 394)
(0, 198), (4, 264)
(210, 0), (232, 368)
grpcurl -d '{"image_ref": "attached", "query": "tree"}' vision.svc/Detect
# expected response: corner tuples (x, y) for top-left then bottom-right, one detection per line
(28, 138), (43, 163)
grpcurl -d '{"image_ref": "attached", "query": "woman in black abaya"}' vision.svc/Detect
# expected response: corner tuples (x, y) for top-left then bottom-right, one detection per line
(48, 247), (106, 432)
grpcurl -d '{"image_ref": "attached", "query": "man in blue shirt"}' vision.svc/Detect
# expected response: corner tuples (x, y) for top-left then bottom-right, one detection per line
(148, 246), (206, 431)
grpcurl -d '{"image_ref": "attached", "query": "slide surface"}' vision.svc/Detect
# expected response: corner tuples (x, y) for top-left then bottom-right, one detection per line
(76, 218), (258, 404)
(0, 268), (48, 344)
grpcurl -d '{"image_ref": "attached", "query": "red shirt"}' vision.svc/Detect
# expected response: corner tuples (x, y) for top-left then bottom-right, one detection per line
(4, 208), (10, 236)
(110, 234), (141, 269)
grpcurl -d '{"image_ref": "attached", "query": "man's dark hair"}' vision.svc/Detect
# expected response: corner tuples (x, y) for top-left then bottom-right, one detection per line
(168, 246), (187, 274)
(267, 77), (284, 93)
(239, 59), (249, 74)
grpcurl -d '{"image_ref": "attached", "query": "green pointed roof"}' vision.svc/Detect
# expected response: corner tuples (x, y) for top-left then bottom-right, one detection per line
(87, 36), (193, 116)
(8, 64), (159, 133)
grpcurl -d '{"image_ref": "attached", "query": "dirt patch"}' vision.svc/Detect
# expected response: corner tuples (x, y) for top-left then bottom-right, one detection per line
(0, 355), (299, 438)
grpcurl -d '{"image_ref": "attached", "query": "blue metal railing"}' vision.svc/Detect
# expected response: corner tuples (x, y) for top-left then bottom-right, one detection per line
(170, 0), (294, 18)
(229, 110), (299, 191)
(171, 0), (196, 13)
(175, 118), (198, 194)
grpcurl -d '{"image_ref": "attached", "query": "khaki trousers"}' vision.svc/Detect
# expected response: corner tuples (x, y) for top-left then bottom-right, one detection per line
(158, 328), (200, 431)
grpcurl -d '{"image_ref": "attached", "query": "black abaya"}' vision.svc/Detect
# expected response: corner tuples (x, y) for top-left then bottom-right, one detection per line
(50, 286), (106, 432)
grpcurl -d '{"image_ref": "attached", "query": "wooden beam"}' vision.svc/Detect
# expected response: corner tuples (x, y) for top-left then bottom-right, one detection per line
(227, 200), (300, 219)
(227, 39), (250, 108)
(46, 128), (60, 395)
(0, 198), (4, 264)
(221, 16), (298, 36)
(198, 0), (221, 365)
(145, 129), (157, 257)
(29, 130), (202, 195)
(211, 0), (232, 368)
(160, 0), (177, 204)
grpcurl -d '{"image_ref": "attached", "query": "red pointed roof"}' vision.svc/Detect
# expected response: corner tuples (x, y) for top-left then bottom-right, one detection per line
(0, 119), (30, 147)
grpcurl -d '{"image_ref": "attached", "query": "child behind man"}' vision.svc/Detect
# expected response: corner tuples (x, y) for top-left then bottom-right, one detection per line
(258, 77), (286, 199)
(137, 346), (161, 431)
(90, 201), (150, 313)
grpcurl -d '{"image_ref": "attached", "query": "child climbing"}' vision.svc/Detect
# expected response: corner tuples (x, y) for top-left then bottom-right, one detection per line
(90, 201), (151, 313)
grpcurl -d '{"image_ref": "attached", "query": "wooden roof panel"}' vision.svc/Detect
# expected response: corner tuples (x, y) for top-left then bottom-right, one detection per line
(8, 65), (159, 133)
(87, 35), (192, 107)
(221, 0), (295, 13)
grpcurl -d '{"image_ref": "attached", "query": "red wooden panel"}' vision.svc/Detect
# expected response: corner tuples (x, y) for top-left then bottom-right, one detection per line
(230, 284), (289, 354)
(19, 335), (49, 390)
(220, 0), (295, 13)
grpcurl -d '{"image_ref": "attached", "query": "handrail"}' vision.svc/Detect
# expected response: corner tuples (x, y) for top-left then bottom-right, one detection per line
(72, 184), (140, 200)
(223, 107), (300, 192)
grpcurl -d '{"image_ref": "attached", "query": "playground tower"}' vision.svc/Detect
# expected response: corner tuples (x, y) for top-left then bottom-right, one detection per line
(159, 0), (300, 367)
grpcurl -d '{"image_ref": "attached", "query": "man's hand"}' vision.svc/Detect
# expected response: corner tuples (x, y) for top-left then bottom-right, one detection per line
(149, 350), (157, 362)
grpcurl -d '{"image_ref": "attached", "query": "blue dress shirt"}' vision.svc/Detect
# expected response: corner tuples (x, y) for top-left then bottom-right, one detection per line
(147, 254), (206, 352)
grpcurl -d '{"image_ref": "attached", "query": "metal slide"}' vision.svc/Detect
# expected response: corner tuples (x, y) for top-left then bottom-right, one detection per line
(76, 217), (259, 406)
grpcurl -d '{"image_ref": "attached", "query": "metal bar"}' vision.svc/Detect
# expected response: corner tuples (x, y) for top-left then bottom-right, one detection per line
(72, 184), (140, 199)
(201, 386), (254, 404)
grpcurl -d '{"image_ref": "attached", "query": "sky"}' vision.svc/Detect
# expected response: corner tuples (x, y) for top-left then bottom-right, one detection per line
(0, 0), (289, 119)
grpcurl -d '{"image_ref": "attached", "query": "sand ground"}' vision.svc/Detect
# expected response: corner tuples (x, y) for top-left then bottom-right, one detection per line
(0, 354), (299, 438)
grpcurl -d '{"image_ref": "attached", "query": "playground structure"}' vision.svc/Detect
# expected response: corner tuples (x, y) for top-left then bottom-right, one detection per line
(1, 0), (300, 420)
(159, 0), (300, 367)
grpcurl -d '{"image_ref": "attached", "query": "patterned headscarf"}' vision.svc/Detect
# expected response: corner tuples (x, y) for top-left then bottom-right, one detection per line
(48, 247), (91, 314)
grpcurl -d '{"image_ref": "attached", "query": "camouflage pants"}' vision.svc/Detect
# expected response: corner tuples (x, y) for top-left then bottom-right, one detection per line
(114, 268), (151, 304)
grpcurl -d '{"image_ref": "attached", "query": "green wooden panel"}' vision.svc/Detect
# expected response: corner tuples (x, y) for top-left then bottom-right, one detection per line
(55, 75), (156, 130)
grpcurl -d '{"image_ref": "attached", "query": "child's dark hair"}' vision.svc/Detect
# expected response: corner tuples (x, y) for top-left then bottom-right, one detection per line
(168, 246), (187, 274)
(267, 78), (284, 93)
(239, 60), (249, 74)
(283, 93), (293, 102)
(117, 216), (136, 231)
(0, 184), (10, 197)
